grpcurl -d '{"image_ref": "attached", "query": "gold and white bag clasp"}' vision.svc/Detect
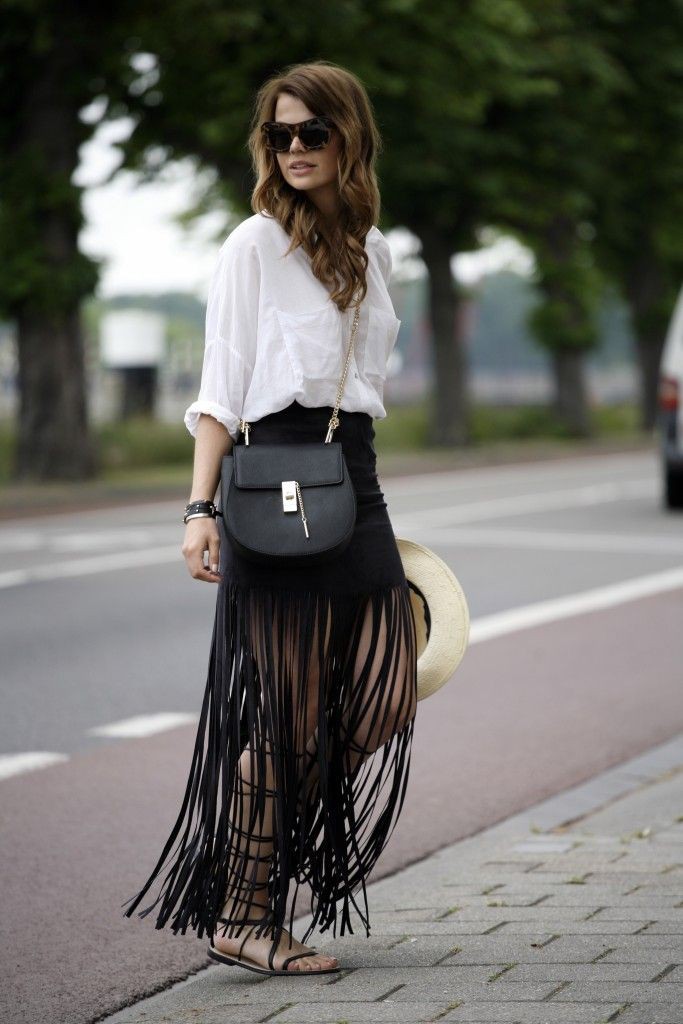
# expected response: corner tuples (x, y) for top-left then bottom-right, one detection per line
(281, 480), (297, 511)
(281, 480), (309, 538)
(239, 418), (251, 445)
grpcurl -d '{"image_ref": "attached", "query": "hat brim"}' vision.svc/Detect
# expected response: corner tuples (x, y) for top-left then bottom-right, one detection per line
(396, 537), (470, 701)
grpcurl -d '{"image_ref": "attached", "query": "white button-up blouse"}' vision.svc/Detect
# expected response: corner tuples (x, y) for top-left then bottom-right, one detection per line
(183, 212), (402, 442)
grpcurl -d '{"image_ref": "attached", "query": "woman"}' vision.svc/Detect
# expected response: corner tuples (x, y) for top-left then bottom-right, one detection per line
(122, 60), (418, 977)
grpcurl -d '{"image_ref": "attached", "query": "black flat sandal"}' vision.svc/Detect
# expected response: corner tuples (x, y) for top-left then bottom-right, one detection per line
(208, 912), (340, 976)
(207, 841), (340, 977)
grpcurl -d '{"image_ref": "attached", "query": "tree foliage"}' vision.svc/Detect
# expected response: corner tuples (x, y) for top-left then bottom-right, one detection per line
(1, 0), (681, 476)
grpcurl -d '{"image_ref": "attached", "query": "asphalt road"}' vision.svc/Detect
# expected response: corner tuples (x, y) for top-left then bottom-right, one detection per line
(1, 448), (682, 1024)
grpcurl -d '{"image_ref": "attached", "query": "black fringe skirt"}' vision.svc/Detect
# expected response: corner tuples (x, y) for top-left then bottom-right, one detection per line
(121, 400), (418, 953)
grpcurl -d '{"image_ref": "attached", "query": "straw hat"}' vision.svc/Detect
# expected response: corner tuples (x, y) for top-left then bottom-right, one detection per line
(395, 537), (470, 701)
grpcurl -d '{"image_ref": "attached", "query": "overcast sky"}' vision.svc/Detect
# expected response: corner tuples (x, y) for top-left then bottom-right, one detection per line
(77, 116), (533, 301)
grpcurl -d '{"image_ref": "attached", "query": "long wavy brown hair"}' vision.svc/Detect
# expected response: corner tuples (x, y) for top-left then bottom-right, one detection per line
(248, 61), (383, 312)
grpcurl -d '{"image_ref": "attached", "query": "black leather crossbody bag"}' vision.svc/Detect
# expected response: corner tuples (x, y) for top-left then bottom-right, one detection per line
(219, 300), (361, 567)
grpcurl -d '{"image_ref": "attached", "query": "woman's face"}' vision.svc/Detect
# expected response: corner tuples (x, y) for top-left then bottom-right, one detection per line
(273, 93), (342, 198)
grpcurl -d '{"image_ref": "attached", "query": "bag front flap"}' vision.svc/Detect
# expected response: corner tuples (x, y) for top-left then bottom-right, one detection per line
(233, 442), (344, 489)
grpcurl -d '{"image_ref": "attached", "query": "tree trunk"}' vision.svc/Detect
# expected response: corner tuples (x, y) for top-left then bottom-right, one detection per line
(624, 254), (670, 432)
(11, 39), (98, 481)
(534, 215), (596, 438)
(420, 227), (470, 446)
(14, 306), (97, 480)
(549, 347), (591, 437)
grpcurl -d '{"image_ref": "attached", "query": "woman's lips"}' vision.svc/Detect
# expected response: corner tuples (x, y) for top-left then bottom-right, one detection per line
(290, 164), (315, 175)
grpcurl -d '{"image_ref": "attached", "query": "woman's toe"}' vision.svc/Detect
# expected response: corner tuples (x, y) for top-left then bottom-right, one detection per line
(285, 950), (338, 971)
(303, 955), (326, 971)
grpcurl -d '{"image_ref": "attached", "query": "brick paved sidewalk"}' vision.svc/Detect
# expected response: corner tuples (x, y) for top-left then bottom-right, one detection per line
(105, 738), (683, 1024)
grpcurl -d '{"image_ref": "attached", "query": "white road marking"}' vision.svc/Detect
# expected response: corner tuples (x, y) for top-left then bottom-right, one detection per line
(383, 451), (654, 496)
(1, 715), (200, 781)
(468, 565), (683, 643)
(0, 545), (181, 589)
(86, 712), (199, 738)
(0, 751), (69, 780)
(0, 531), (45, 553)
(0, 528), (166, 555)
(50, 529), (159, 552)
(392, 478), (656, 531)
(395, 525), (683, 556)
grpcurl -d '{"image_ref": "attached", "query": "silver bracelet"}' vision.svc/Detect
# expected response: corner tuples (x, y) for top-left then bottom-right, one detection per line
(183, 511), (215, 523)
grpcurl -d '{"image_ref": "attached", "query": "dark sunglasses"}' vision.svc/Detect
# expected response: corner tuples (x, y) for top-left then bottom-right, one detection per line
(261, 116), (335, 153)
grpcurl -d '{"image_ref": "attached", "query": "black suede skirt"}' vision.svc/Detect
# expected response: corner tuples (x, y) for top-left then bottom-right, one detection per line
(122, 400), (418, 956)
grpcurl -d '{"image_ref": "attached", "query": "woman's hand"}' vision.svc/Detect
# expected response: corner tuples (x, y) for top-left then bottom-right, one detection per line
(182, 516), (222, 583)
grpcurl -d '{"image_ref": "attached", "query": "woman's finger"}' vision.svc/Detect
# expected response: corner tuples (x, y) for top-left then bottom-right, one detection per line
(208, 533), (221, 577)
(182, 520), (221, 583)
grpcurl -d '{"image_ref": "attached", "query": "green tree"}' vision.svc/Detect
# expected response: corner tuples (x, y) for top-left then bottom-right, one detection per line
(591, 0), (683, 429)
(368, 0), (563, 444)
(475, 2), (624, 436)
(0, 1), (155, 479)
(5, 0), (679, 482)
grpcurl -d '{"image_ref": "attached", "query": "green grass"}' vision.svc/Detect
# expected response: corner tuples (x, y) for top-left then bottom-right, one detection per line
(0, 414), (194, 486)
(373, 398), (643, 452)
(96, 414), (195, 470)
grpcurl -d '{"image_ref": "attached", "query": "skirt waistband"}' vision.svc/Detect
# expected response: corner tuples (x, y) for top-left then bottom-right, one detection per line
(235, 401), (375, 446)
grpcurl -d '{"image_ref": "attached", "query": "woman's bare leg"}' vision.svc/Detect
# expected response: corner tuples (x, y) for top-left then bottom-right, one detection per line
(213, 595), (338, 972)
(297, 585), (417, 798)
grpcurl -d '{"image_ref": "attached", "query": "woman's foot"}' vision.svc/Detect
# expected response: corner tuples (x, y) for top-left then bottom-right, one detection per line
(212, 918), (339, 972)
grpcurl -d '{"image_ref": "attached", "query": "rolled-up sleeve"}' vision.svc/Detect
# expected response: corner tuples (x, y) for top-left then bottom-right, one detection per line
(183, 231), (260, 441)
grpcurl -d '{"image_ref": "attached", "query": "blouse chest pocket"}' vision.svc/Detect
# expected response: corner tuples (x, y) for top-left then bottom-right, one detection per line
(361, 305), (402, 382)
(276, 303), (345, 383)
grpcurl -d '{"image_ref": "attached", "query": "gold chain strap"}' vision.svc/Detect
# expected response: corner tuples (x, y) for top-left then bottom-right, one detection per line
(324, 298), (361, 443)
(240, 297), (362, 446)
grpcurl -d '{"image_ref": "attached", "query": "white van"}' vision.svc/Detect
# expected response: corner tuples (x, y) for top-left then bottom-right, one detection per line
(659, 284), (683, 509)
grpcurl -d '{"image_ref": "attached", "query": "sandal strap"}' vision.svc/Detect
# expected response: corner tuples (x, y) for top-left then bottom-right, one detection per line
(229, 823), (275, 841)
(217, 876), (272, 925)
(224, 887), (269, 904)
(228, 843), (274, 860)
(214, 917), (275, 962)
(280, 949), (320, 969)
(215, 916), (267, 929)
(216, 911), (272, 926)
(215, 905), (274, 938)
(224, 874), (270, 889)
(230, 779), (279, 796)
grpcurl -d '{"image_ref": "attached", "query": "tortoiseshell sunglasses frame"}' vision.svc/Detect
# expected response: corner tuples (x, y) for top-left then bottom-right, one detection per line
(261, 116), (336, 153)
